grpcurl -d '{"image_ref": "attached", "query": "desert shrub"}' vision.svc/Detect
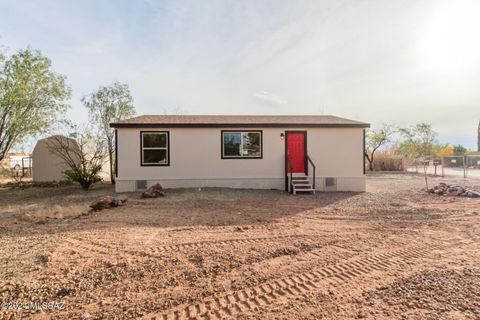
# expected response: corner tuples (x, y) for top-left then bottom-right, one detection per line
(64, 165), (103, 190)
(372, 152), (406, 171)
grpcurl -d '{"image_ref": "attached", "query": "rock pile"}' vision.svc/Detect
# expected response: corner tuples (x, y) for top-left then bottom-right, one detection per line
(428, 183), (480, 198)
(89, 195), (128, 211)
(142, 183), (164, 198)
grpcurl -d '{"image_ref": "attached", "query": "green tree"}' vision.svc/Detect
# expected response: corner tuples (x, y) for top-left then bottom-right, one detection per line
(364, 124), (395, 171)
(453, 144), (467, 155)
(397, 123), (439, 161)
(0, 47), (71, 161)
(397, 123), (439, 190)
(82, 82), (135, 184)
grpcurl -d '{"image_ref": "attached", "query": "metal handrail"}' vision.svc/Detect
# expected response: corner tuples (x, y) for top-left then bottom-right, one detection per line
(286, 153), (294, 193)
(306, 155), (316, 190)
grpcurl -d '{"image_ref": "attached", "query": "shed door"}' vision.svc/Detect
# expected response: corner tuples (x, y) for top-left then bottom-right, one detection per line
(286, 132), (305, 173)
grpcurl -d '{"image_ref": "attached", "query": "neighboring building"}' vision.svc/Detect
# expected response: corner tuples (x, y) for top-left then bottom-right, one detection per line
(110, 115), (369, 194)
(32, 135), (79, 182)
(1, 153), (32, 170)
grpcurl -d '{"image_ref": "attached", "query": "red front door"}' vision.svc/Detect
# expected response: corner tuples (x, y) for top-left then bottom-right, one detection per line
(286, 132), (305, 173)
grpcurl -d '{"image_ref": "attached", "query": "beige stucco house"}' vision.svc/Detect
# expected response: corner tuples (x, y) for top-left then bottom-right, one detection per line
(110, 115), (369, 193)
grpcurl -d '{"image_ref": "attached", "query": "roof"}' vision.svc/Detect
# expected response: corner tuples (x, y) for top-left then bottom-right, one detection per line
(32, 135), (79, 154)
(110, 115), (369, 128)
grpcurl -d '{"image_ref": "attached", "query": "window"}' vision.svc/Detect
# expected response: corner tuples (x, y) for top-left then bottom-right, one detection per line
(222, 131), (262, 158)
(141, 131), (169, 166)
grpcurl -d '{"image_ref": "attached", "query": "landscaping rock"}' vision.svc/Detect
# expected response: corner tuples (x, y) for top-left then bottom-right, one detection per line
(90, 196), (115, 211)
(465, 191), (480, 198)
(428, 183), (479, 198)
(113, 194), (129, 206)
(89, 195), (129, 211)
(142, 183), (164, 198)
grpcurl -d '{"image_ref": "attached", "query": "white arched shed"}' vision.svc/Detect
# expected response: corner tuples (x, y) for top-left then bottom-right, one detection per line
(32, 135), (80, 182)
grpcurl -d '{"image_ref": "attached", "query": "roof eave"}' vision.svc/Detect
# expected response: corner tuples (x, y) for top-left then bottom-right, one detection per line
(110, 122), (370, 129)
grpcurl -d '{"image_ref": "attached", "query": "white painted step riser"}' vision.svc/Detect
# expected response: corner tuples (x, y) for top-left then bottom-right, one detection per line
(289, 173), (315, 195)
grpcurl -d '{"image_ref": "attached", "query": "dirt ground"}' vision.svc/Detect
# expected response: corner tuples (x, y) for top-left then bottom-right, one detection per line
(0, 174), (479, 320)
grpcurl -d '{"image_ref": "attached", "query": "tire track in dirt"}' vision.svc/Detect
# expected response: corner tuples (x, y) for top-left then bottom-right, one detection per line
(63, 234), (319, 259)
(63, 237), (114, 257)
(146, 234), (317, 255)
(144, 242), (453, 320)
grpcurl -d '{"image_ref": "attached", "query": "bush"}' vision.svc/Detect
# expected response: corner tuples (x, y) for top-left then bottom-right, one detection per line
(64, 165), (103, 190)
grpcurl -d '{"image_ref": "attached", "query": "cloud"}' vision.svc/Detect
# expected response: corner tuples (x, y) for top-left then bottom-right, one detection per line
(254, 91), (287, 107)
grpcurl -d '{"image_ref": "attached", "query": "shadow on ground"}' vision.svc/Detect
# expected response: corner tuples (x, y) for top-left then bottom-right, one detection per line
(0, 183), (360, 237)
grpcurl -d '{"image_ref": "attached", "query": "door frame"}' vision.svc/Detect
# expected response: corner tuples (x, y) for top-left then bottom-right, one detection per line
(284, 130), (308, 191)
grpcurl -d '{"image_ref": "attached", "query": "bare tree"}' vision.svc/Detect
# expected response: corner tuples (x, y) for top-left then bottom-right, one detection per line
(46, 131), (106, 190)
(364, 124), (395, 171)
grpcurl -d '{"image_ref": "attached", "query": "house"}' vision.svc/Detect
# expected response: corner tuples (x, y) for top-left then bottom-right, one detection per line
(110, 115), (370, 193)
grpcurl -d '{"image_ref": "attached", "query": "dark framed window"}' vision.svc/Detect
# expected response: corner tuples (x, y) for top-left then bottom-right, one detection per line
(140, 131), (169, 166)
(221, 130), (262, 159)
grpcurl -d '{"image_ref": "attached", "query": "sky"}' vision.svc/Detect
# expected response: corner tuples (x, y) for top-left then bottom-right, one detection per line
(1, 0), (479, 149)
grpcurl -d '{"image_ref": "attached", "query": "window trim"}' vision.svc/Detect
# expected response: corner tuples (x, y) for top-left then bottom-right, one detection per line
(140, 131), (170, 166)
(221, 130), (263, 159)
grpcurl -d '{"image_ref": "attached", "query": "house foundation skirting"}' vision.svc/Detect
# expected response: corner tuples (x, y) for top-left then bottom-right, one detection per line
(115, 177), (366, 193)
